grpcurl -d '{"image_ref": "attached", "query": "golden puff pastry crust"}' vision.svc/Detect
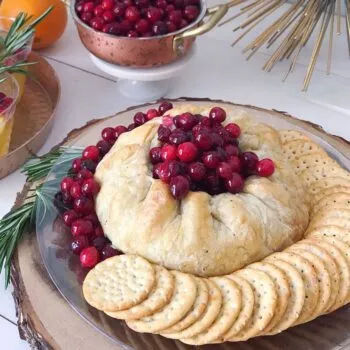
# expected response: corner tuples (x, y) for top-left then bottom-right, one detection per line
(94, 105), (310, 276)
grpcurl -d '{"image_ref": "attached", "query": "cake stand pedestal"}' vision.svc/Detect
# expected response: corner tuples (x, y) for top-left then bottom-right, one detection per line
(90, 46), (196, 102)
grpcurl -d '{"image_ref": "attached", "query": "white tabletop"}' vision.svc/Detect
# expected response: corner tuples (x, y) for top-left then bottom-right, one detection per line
(1, 2), (350, 348)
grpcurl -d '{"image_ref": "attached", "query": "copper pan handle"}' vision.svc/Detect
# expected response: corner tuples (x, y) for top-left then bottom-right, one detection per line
(173, 3), (228, 56)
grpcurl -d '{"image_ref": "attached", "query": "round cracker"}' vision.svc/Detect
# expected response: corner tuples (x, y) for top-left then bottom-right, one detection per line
(106, 265), (174, 320)
(307, 225), (350, 245)
(310, 238), (350, 311)
(289, 249), (331, 320)
(288, 240), (340, 312)
(180, 277), (241, 345)
(301, 164), (350, 187)
(311, 185), (350, 205)
(162, 279), (222, 339)
(311, 192), (350, 217)
(229, 269), (277, 341)
(282, 139), (325, 161)
(309, 217), (350, 232)
(266, 252), (319, 325)
(220, 275), (254, 340)
(263, 259), (305, 335)
(83, 255), (155, 312)
(309, 208), (350, 231)
(279, 130), (310, 145)
(309, 177), (350, 197)
(248, 262), (290, 334)
(293, 152), (336, 175)
(127, 271), (197, 333)
(160, 278), (209, 336)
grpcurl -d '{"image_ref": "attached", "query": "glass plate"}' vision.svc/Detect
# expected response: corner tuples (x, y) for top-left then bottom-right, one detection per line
(36, 100), (350, 350)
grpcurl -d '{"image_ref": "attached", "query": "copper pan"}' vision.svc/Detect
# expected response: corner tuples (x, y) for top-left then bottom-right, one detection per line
(69, 0), (228, 67)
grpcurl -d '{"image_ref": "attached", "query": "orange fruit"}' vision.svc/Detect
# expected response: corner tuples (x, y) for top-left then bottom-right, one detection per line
(0, 0), (68, 49)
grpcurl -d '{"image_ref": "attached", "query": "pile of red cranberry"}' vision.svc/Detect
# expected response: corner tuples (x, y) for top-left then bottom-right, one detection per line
(75, 0), (201, 37)
(150, 107), (275, 199)
(55, 101), (173, 269)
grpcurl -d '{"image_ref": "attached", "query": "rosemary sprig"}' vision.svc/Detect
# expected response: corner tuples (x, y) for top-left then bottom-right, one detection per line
(0, 146), (83, 287)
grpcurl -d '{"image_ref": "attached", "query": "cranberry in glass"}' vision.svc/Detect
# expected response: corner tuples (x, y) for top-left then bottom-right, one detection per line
(71, 219), (94, 236)
(72, 158), (82, 173)
(83, 145), (100, 162)
(101, 244), (119, 260)
(102, 127), (117, 142)
(168, 10), (182, 24)
(169, 129), (188, 145)
(158, 162), (172, 183)
(96, 140), (111, 156)
(80, 247), (100, 268)
(217, 162), (233, 179)
(84, 213), (99, 227)
(209, 107), (226, 124)
(226, 173), (244, 193)
(70, 182), (82, 199)
(61, 177), (74, 193)
(159, 101), (173, 115)
(146, 108), (160, 120)
(147, 7), (163, 23)
(113, 3), (126, 16)
(225, 144), (239, 157)
(188, 162), (206, 181)
(149, 147), (162, 164)
(90, 17), (105, 31)
(153, 21), (168, 35)
(81, 159), (97, 173)
(170, 175), (190, 199)
(166, 21), (177, 32)
(63, 210), (79, 226)
(82, 178), (100, 197)
(128, 30), (139, 37)
(228, 156), (242, 173)
(125, 6), (140, 22)
(76, 169), (93, 182)
(225, 123), (241, 138)
(92, 236), (109, 251)
(202, 151), (221, 169)
(102, 0), (115, 10)
(95, 226), (105, 237)
(81, 12), (93, 23)
(73, 197), (94, 215)
(194, 131), (213, 150)
(94, 5), (104, 16)
(184, 5), (199, 20)
(256, 158), (275, 177)
(161, 144), (177, 161)
(240, 152), (258, 173)
(177, 142), (198, 162)
(83, 1), (95, 12)
(71, 236), (90, 255)
(102, 10), (116, 22)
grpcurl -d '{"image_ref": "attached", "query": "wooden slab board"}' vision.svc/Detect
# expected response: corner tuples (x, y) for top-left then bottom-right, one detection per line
(9, 99), (350, 350)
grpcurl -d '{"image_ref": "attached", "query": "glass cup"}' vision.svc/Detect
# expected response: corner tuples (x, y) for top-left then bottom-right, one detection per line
(0, 17), (33, 99)
(0, 73), (19, 157)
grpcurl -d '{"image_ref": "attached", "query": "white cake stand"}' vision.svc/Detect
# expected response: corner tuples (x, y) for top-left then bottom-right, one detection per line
(90, 45), (196, 102)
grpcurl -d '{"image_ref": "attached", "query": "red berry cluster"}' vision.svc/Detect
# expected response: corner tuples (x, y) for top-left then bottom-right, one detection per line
(0, 92), (14, 113)
(75, 0), (200, 37)
(149, 107), (275, 199)
(56, 101), (173, 269)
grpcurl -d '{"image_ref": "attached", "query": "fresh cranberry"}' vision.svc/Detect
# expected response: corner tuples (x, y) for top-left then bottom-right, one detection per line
(168, 129), (188, 145)
(94, 5), (105, 16)
(217, 162), (233, 179)
(202, 151), (221, 169)
(83, 1), (95, 12)
(225, 123), (241, 138)
(209, 107), (226, 124)
(166, 20), (177, 32)
(128, 30), (139, 37)
(158, 101), (173, 115)
(147, 7), (163, 23)
(228, 156), (242, 173)
(124, 0), (134, 6)
(135, 0), (149, 7)
(71, 219), (94, 236)
(226, 173), (244, 193)
(92, 236), (109, 251)
(166, 4), (176, 12)
(71, 236), (90, 255)
(168, 10), (182, 24)
(184, 5), (199, 20)
(168, 160), (184, 177)
(82, 145), (100, 162)
(114, 125), (127, 138)
(102, 127), (117, 143)
(256, 158), (275, 177)
(73, 197), (94, 215)
(179, 18), (188, 28)
(156, 125), (170, 142)
(90, 17), (105, 31)
(174, 0), (185, 8)
(132, 112), (146, 126)
(61, 177), (74, 193)
(240, 152), (259, 173)
(204, 172), (221, 194)
(102, 10), (116, 22)
(176, 113), (197, 130)
(81, 159), (97, 173)
(194, 131), (213, 150)
(211, 133), (224, 147)
(76, 1), (85, 13)
(120, 19), (132, 33)
(70, 182), (82, 199)
(72, 158), (82, 173)
(153, 21), (168, 35)
(62, 210), (80, 226)
(84, 213), (99, 227)
(80, 247), (100, 268)
(81, 12), (93, 23)
(95, 226), (105, 237)
(125, 6), (140, 22)
(177, 142), (198, 162)
(149, 147), (162, 164)
(102, 0), (115, 10)
(158, 162), (172, 183)
(76, 169), (94, 182)
(188, 162), (206, 181)
(96, 140), (111, 155)
(82, 178), (100, 197)
(170, 175), (190, 199)
(101, 244), (119, 260)
(156, 0), (167, 8)
(146, 108), (160, 120)
(152, 163), (162, 179)
(162, 115), (174, 127)
(103, 22), (123, 34)
(216, 147), (228, 161)
(113, 3), (126, 16)
(62, 191), (73, 206)
(224, 144), (239, 157)
(161, 144), (177, 161)
(134, 19), (150, 34)
(128, 123), (136, 131)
